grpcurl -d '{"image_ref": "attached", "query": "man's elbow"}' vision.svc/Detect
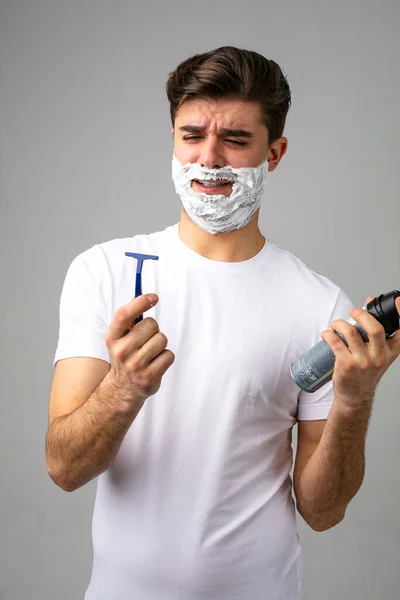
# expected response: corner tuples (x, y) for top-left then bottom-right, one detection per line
(308, 515), (344, 532)
(47, 462), (78, 493)
(48, 470), (76, 492)
(299, 506), (346, 532)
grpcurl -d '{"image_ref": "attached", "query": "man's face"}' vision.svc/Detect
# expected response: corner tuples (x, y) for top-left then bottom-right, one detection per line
(172, 98), (286, 197)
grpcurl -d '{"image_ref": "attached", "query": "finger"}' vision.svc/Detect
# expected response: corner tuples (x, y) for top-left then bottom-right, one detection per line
(348, 308), (386, 354)
(321, 327), (351, 358)
(135, 332), (168, 368)
(146, 349), (175, 378)
(124, 316), (160, 351)
(107, 294), (158, 342)
(387, 327), (400, 357)
(328, 318), (369, 358)
(365, 296), (375, 305)
(387, 299), (400, 355)
(396, 296), (400, 317)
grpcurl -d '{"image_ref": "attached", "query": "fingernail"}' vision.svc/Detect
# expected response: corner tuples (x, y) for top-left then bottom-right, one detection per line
(148, 294), (158, 304)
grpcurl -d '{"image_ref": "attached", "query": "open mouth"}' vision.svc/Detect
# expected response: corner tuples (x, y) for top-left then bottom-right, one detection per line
(192, 179), (233, 193)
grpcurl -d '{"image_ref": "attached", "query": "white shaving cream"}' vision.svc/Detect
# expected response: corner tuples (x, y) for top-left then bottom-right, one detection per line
(171, 154), (269, 234)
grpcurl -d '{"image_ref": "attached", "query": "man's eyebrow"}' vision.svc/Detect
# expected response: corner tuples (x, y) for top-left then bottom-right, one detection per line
(178, 125), (253, 138)
(220, 127), (253, 138)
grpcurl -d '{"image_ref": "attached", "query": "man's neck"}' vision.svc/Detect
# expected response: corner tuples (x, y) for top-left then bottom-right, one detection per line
(178, 208), (265, 263)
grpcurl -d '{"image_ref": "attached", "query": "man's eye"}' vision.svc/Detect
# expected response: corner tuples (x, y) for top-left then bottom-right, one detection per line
(183, 136), (248, 147)
(227, 140), (248, 147)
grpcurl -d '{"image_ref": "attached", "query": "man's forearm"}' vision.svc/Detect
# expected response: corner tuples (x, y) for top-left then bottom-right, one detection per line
(296, 395), (373, 531)
(46, 374), (144, 492)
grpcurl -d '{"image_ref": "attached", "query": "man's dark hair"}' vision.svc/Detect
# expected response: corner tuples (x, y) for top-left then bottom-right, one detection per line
(166, 46), (291, 144)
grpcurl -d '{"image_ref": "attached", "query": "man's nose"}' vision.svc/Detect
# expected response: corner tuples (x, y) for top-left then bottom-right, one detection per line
(198, 139), (226, 169)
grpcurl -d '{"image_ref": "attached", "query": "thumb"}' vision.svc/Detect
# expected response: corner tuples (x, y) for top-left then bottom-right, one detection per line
(395, 296), (400, 316)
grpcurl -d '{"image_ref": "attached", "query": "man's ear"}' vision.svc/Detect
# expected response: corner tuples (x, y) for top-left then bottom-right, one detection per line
(267, 137), (288, 172)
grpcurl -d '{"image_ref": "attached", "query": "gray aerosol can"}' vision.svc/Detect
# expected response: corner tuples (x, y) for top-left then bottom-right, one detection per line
(290, 290), (400, 393)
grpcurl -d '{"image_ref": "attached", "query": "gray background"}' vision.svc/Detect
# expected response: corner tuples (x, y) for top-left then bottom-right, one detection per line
(1, 1), (399, 599)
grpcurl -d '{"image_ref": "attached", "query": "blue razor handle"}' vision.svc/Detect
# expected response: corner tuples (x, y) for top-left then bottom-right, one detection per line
(125, 252), (159, 325)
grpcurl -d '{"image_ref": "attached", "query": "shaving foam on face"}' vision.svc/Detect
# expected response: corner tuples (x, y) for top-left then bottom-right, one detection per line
(171, 154), (269, 235)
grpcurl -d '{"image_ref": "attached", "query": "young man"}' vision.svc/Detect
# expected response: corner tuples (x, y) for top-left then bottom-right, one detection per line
(46, 46), (400, 600)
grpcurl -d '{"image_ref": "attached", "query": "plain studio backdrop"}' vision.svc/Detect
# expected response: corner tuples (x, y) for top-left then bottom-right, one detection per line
(1, 1), (399, 599)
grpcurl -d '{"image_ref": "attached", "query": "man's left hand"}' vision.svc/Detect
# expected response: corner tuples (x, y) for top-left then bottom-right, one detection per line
(321, 296), (400, 409)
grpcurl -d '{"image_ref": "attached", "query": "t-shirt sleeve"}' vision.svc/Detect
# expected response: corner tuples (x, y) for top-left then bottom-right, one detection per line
(53, 247), (111, 367)
(296, 287), (355, 421)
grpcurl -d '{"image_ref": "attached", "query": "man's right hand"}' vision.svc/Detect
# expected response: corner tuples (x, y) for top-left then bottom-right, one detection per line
(105, 294), (175, 405)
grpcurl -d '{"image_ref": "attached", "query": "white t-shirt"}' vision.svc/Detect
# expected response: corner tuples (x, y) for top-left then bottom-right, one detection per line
(53, 222), (354, 600)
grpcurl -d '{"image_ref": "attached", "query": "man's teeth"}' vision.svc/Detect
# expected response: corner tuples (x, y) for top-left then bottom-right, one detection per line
(195, 180), (231, 187)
